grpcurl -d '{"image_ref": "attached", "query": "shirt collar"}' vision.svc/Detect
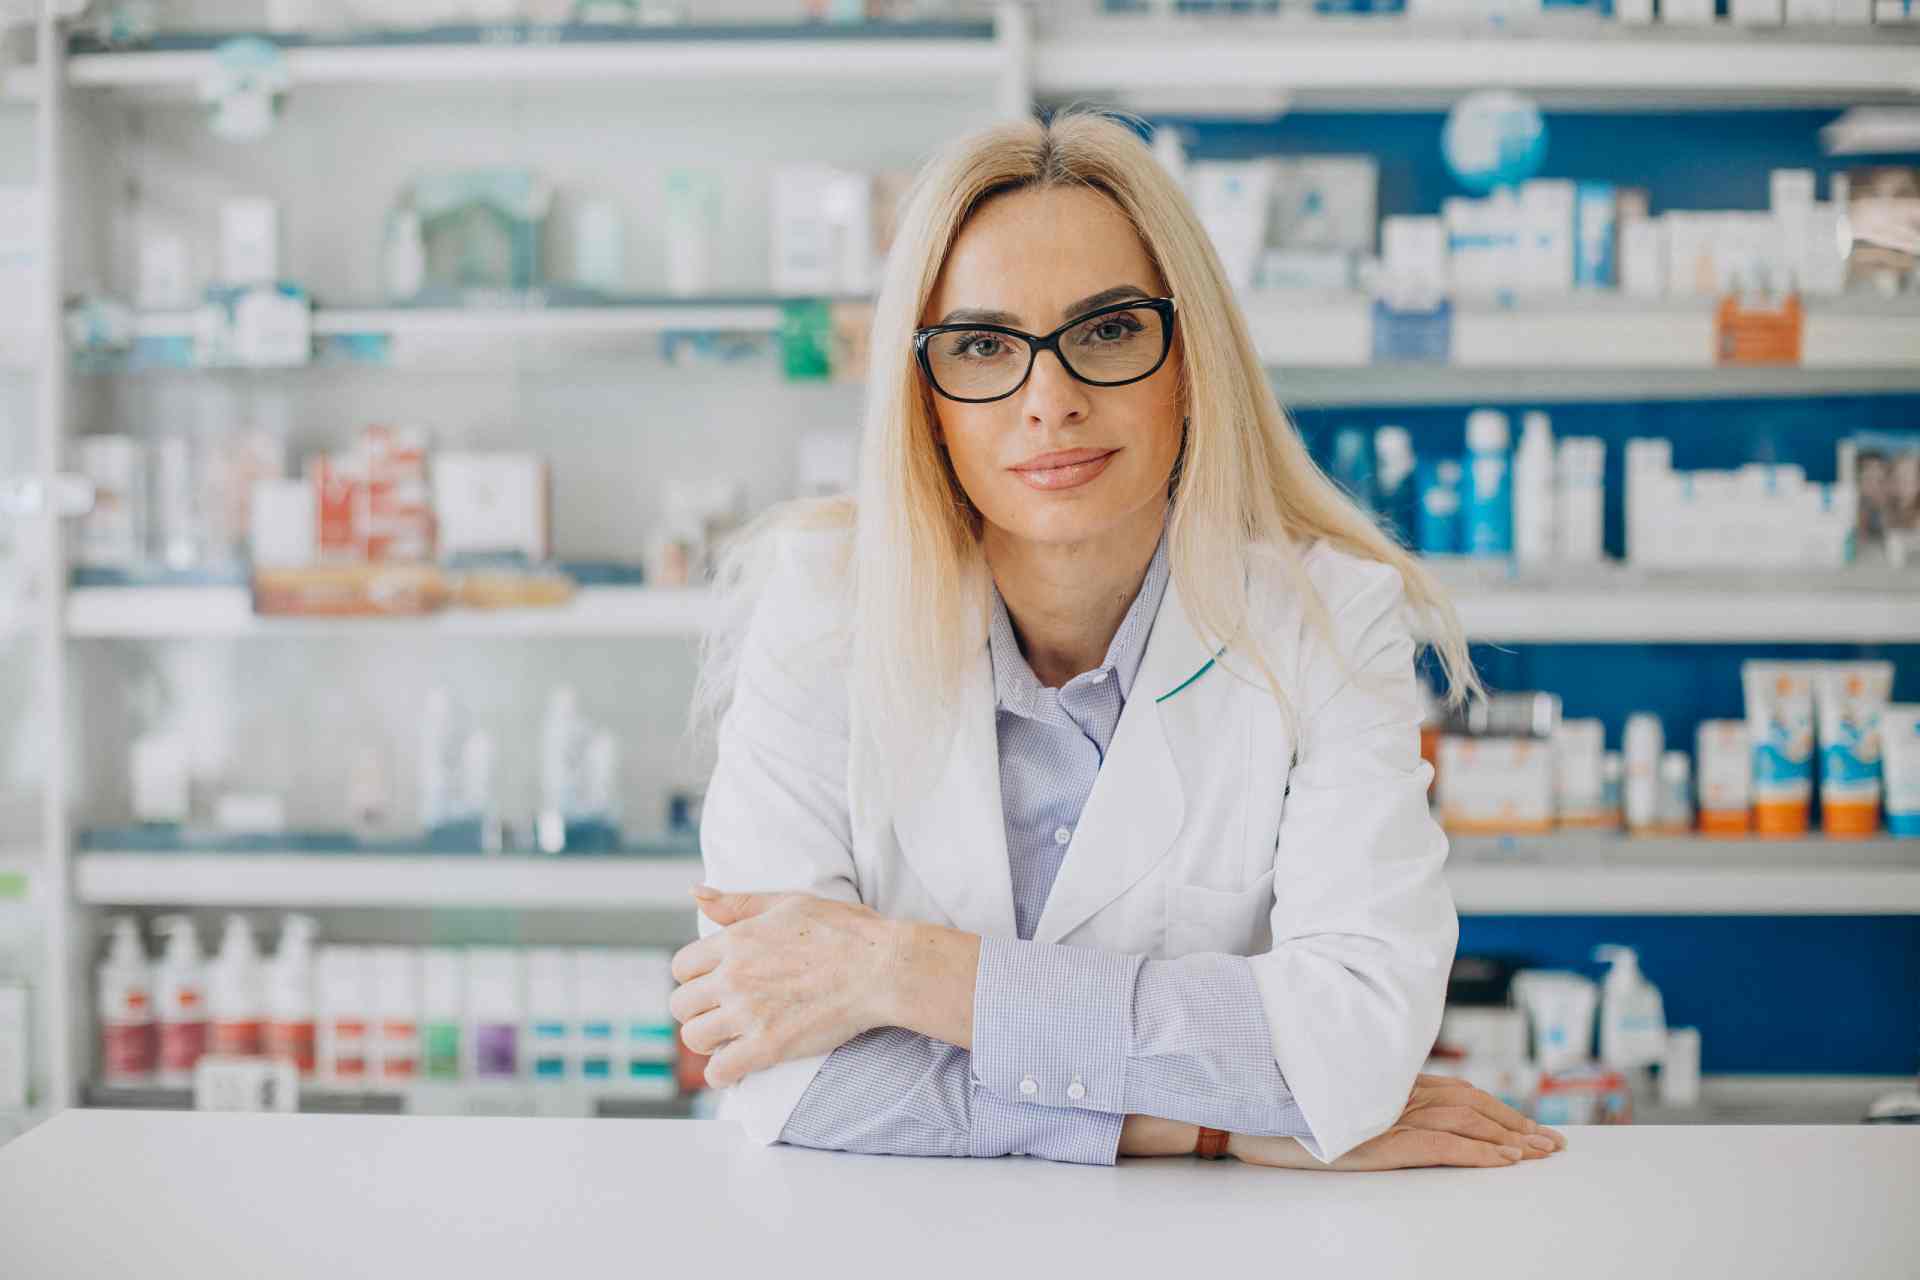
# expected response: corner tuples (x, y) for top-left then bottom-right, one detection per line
(987, 522), (1172, 713)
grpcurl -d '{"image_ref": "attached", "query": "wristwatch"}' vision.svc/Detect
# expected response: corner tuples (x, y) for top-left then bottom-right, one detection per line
(1195, 1127), (1231, 1160)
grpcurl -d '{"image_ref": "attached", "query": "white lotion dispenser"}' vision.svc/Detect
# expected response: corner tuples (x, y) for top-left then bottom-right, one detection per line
(1594, 944), (1668, 1071)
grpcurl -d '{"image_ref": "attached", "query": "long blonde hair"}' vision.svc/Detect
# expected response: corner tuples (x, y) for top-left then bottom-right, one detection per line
(695, 108), (1479, 777)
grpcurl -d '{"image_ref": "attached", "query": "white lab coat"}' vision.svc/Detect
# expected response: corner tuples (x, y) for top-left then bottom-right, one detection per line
(696, 528), (1458, 1165)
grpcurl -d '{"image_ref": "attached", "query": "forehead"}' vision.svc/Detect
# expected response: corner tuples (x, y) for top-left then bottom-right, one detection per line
(926, 184), (1164, 326)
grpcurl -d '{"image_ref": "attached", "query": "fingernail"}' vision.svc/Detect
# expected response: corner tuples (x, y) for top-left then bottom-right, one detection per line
(1527, 1135), (1555, 1152)
(1500, 1146), (1523, 1161)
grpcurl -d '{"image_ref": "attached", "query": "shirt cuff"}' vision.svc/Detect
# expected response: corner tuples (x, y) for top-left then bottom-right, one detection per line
(967, 1086), (1126, 1165)
(972, 936), (1141, 1115)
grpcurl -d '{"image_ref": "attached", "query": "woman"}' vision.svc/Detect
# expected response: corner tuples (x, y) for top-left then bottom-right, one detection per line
(669, 109), (1566, 1171)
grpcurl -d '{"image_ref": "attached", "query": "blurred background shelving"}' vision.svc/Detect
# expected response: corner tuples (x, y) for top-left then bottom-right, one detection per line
(2, 0), (1918, 1138)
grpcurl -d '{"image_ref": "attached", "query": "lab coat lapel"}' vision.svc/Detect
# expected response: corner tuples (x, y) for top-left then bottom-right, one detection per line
(1030, 571), (1219, 946)
(890, 641), (1020, 941)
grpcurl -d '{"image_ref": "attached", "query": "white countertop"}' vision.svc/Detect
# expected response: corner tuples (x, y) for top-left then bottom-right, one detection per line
(1, 1113), (1915, 1279)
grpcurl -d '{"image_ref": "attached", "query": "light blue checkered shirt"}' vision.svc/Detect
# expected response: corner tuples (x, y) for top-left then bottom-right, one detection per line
(778, 525), (1315, 1164)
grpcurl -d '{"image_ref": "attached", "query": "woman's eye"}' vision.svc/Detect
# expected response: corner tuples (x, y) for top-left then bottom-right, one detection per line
(1084, 317), (1142, 344)
(948, 333), (1006, 360)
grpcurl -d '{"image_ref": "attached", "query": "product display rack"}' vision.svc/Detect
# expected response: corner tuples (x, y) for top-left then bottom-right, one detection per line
(5, 3), (1919, 1129)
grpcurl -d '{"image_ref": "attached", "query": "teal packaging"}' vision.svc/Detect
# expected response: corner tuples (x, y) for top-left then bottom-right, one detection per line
(1463, 409), (1512, 558)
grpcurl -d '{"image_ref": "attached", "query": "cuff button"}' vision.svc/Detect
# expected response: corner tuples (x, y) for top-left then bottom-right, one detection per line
(1019, 1075), (1039, 1096)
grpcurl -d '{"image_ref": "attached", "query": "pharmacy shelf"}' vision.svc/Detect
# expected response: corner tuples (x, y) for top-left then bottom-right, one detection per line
(1448, 834), (1920, 915)
(1429, 561), (1920, 644)
(3, 18), (1007, 100)
(73, 852), (706, 910)
(65, 585), (718, 639)
(64, 567), (1920, 643)
(85, 1080), (691, 1119)
(1272, 364), (1920, 407)
(1036, 17), (1920, 110)
(73, 839), (1920, 916)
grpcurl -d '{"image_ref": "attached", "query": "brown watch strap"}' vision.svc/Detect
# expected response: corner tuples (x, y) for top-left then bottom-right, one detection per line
(1195, 1126), (1230, 1159)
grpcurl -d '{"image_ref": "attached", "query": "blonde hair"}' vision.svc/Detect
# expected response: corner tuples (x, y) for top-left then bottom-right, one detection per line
(695, 107), (1480, 776)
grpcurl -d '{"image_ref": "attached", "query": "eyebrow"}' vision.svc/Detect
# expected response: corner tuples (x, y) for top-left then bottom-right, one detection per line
(934, 284), (1152, 328)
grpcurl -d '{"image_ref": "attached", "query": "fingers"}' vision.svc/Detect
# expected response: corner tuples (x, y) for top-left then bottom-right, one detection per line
(690, 885), (780, 926)
(1412, 1130), (1526, 1169)
(669, 935), (722, 984)
(1405, 1104), (1555, 1158)
(704, 1036), (771, 1090)
(679, 1006), (742, 1057)
(667, 973), (721, 1024)
(1449, 1084), (1568, 1152)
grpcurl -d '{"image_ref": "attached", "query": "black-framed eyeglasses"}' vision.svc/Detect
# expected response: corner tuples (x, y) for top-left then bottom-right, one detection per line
(912, 296), (1177, 404)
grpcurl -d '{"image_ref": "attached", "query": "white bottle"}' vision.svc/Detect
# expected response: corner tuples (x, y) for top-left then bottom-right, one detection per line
(151, 915), (208, 1087)
(319, 946), (371, 1087)
(1513, 410), (1557, 567)
(266, 914), (318, 1079)
(538, 686), (585, 853)
(1593, 945), (1668, 1072)
(207, 914), (265, 1059)
(382, 209), (427, 303)
(371, 947), (421, 1084)
(1555, 437), (1606, 565)
(98, 916), (156, 1085)
(1623, 713), (1664, 835)
(1658, 751), (1694, 834)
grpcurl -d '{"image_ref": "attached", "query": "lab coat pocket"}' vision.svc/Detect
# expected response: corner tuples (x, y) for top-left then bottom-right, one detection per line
(1164, 871), (1276, 958)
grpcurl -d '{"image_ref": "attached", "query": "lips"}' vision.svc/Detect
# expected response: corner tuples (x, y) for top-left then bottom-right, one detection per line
(1009, 447), (1119, 492)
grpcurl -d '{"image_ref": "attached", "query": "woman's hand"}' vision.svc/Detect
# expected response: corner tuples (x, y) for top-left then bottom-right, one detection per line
(670, 888), (900, 1088)
(1228, 1074), (1568, 1171)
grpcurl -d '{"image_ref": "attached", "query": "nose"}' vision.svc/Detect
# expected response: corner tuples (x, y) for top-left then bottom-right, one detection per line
(1019, 345), (1091, 431)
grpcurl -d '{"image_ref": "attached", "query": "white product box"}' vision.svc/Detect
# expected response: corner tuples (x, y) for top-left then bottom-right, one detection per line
(1379, 216), (1448, 301)
(1438, 736), (1555, 835)
(1553, 719), (1609, 826)
(1269, 156), (1377, 253)
(1661, 0), (1717, 20)
(432, 452), (550, 562)
(192, 1054), (298, 1113)
(130, 733), (191, 825)
(136, 226), (195, 312)
(1519, 180), (1576, 296)
(1256, 248), (1354, 292)
(219, 198), (280, 286)
(771, 165), (873, 296)
(75, 435), (145, 569)
(1189, 162), (1276, 292)
(318, 947), (371, 1087)
(1732, 0), (1783, 21)
(1437, 1006), (1529, 1063)
(1784, 0), (1836, 16)
(213, 792), (286, 834)
(1619, 216), (1668, 299)
(1614, 0), (1654, 19)
(1663, 213), (1718, 299)
(250, 479), (316, 568)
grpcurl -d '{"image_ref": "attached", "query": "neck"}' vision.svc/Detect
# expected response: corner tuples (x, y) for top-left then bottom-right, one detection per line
(984, 503), (1166, 690)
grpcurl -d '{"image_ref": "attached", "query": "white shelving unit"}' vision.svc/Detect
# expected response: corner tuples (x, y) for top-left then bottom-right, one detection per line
(9, 4), (1919, 1124)
(1034, 18), (1920, 109)
(64, 567), (1920, 643)
(66, 584), (718, 638)
(1448, 835), (1920, 914)
(69, 834), (1920, 915)
(74, 851), (705, 910)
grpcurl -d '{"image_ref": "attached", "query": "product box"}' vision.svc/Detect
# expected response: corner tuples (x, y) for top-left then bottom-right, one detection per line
(1553, 719), (1610, 827)
(1660, 0), (1716, 20)
(1269, 156), (1377, 254)
(75, 435), (146, 570)
(1519, 180), (1576, 296)
(1190, 162), (1276, 292)
(432, 452), (551, 563)
(1784, 0), (1835, 15)
(771, 165), (874, 296)
(361, 425), (433, 563)
(307, 452), (367, 562)
(1436, 1006), (1529, 1062)
(1731, 0), (1783, 20)
(1438, 736), (1555, 835)
(1695, 720), (1752, 836)
(1379, 215), (1447, 301)
(1535, 1066), (1632, 1125)
(219, 197), (280, 287)
(1618, 215), (1667, 299)
(1572, 183), (1616, 289)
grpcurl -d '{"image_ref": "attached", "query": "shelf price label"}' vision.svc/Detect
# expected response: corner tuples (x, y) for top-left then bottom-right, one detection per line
(1715, 293), (1802, 366)
(1371, 298), (1452, 365)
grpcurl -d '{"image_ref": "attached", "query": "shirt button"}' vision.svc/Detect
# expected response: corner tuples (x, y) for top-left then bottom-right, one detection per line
(1091, 670), (1109, 684)
(1019, 1076), (1039, 1096)
(1067, 1077), (1087, 1102)
(1053, 826), (1071, 846)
